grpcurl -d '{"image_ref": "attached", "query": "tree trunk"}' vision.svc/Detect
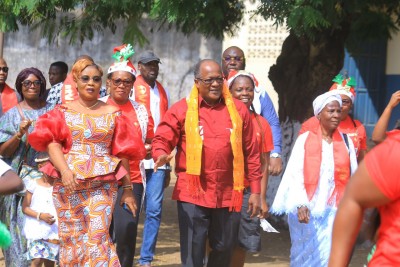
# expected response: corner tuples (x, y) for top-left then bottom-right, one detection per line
(270, 30), (347, 123)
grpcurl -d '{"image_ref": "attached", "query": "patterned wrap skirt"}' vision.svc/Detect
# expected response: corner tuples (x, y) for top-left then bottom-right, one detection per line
(287, 208), (336, 267)
(52, 179), (120, 267)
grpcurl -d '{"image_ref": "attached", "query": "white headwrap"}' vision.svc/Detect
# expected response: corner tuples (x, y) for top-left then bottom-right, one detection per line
(329, 89), (355, 103)
(313, 91), (342, 116)
(107, 61), (136, 76)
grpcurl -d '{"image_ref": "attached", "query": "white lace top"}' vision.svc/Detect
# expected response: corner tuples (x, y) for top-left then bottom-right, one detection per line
(271, 131), (358, 216)
(23, 179), (58, 240)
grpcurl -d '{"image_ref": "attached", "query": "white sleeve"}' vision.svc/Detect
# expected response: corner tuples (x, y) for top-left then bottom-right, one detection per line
(347, 137), (358, 175)
(0, 159), (11, 177)
(270, 132), (310, 215)
(25, 179), (37, 194)
(129, 87), (136, 101)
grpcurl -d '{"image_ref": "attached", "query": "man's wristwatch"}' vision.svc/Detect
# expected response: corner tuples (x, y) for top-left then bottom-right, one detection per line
(270, 152), (281, 158)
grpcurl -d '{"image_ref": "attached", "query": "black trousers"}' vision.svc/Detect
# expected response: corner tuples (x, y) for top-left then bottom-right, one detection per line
(177, 201), (241, 267)
(110, 183), (143, 267)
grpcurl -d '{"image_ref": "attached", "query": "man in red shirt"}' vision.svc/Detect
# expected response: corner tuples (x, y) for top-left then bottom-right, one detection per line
(152, 59), (261, 267)
(0, 58), (20, 117)
(132, 51), (170, 267)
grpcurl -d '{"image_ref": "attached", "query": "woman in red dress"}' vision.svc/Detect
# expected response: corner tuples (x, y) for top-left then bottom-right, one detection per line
(29, 58), (146, 266)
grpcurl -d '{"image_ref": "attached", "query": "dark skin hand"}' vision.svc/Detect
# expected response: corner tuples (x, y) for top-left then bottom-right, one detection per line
(154, 154), (174, 172)
(247, 193), (261, 218)
(297, 206), (310, 223)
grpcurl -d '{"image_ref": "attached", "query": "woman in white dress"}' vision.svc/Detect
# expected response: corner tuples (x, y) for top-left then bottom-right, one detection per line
(270, 91), (358, 266)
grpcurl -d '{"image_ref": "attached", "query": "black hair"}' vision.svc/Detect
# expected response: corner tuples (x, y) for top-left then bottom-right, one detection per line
(50, 61), (68, 74)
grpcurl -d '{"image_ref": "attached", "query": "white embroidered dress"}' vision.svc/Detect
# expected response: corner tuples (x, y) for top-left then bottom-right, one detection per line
(23, 179), (58, 241)
(271, 131), (358, 267)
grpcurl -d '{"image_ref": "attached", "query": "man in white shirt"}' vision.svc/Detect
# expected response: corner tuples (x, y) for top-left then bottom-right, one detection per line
(131, 51), (170, 267)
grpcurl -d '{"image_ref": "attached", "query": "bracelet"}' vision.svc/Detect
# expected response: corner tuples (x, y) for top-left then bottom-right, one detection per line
(122, 185), (133, 190)
(36, 212), (41, 221)
(297, 204), (307, 209)
(15, 134), (22, 140)
(60, 168), (71, 177)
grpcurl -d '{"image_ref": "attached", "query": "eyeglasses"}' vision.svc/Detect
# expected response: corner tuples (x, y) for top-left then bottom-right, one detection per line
(196, 77), (224, 85)
(222, 56), (244, 62)
(21, 80), (41, 87)
(79, 75), (102, 84)
(0, 67), (9, 73)
(111, 79), (134, 87)
(341, 99), (352, 106)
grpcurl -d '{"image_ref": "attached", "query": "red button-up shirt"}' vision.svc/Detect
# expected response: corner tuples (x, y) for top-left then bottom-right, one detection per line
(152, 96), (261, 208)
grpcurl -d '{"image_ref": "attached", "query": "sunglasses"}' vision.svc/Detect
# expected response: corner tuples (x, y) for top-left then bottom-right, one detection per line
(197, 77), (224, 85)
(111, 79), (134, 87)
(222, 56), (244, 62)
(22, 80), (41, 87)
(79, 76), (102, 84)
(0, 67), (9, 73)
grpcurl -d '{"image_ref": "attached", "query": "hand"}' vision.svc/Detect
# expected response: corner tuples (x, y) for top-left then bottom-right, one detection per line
(120, 189), (137, 217)
(387, 90), (400, 110)
(18, 119), (32, 137)
(154, 154), (173, 172)
(40, 213), (56, 225)
(145, 144), (152, 160)
(247, 193), (261, 218)
(258, 198), (269, 219)
(269, 157), (283, 176)
(297, 206), (310, 224)
(164, 170), (171, 189)
(61, 169), (78, 192)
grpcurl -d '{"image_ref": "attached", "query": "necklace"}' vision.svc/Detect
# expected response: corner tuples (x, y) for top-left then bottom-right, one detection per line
(322, 135), (332, 142)
(77, 100), (99, 110)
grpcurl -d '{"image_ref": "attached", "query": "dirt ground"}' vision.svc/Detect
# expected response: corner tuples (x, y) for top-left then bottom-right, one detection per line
(0, 178), (369, 267)
(135, 181), (369, 267)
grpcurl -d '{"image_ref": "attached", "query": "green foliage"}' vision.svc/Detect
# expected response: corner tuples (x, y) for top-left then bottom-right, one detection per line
(258, 0), (400, 43)
(0, 0), (152, 45)
(1, 0), (399, 46)
(150, 0), (245, 39)
(0, 0), (245, 46)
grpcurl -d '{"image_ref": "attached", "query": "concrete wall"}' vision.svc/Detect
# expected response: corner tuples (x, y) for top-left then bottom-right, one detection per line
(2, 20), (222, 104)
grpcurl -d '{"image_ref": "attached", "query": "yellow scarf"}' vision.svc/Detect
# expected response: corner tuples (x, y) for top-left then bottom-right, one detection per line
(185, 84), (245, 211)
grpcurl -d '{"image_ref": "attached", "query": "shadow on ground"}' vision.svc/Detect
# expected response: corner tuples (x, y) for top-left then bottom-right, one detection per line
(135, 178), (368, 266)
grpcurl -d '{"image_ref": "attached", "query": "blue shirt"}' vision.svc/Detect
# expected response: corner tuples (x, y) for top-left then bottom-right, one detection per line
(258, 89), (281, 154)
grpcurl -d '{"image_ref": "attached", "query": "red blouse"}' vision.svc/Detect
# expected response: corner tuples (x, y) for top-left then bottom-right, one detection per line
(28, 106), (146, 181)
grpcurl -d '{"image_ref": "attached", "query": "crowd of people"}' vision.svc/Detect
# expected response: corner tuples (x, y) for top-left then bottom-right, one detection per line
(0, 43), (399, 267)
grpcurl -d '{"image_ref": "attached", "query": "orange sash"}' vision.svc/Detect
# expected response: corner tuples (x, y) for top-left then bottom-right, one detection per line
(303, 127), (350, 206)
(60, 73), (79, 103)
(134, 75), (168, 119)
(1, 84), (18, 114)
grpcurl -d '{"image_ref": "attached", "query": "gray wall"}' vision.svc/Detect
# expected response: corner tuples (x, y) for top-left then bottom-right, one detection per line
(3, 20), (222, 104)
